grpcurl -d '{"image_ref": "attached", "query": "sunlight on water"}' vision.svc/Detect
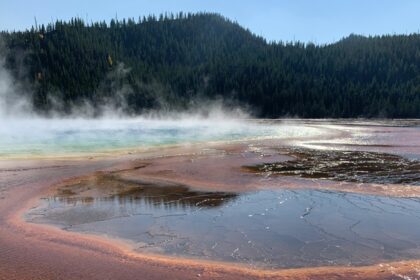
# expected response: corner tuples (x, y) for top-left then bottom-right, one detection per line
(29, 184), (420, 268)
(0, 118), (323, 157)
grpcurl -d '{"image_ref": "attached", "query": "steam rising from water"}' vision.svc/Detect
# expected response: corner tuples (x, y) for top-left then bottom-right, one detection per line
(0, 117), (327, 158)
(0, 51), (250, 156)
(0, 52), (323, 158)
(0, 56), (33, 119)
(0, 44), (249, 119)
(0, 57), (264, 157)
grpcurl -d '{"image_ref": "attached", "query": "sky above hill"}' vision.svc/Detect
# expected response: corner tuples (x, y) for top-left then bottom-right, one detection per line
(1, 0), (419, 43)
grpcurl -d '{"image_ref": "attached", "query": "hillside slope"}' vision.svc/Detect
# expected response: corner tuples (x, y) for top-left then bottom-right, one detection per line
(2, 13), (420, 117)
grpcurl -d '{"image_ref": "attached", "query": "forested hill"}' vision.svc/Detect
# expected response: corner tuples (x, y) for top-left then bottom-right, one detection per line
(2, 13), (420, 118)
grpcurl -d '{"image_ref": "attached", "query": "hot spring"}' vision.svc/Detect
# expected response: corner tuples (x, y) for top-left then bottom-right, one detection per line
(0, 118), (325, 158)
(5, 118), (420, 271)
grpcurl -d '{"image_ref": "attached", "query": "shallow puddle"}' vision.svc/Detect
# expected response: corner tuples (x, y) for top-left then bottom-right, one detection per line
(28, 174), (420, 269)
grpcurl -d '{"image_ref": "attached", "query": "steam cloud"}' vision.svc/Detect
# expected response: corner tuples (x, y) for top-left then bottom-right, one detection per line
(0, 50), (255, 158)
(0, 48), (250, 120)
(0, 56), (33, 119)
(0, 32), (250, 123)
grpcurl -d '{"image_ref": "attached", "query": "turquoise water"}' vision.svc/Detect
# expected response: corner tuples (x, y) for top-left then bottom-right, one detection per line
(0, 118), (322, 157)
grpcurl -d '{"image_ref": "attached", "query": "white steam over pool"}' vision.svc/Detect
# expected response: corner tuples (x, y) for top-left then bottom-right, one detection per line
(0, 56), (324, 158)
(0, 118), (323, 158)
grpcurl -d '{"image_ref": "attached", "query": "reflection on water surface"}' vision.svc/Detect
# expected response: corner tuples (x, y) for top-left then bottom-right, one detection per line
(57, 175), (237, 209)
(28, 173), (420, 269)
(25, 121), (420, 269)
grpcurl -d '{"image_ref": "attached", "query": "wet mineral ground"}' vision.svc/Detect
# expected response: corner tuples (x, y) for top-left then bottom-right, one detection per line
(246, 149), (420, 185)
(3, 119), (417, 280)
(27, 147), (420, 269)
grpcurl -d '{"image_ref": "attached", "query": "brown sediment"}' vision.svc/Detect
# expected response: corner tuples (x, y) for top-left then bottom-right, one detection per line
(244, 148), (420, 188)
(1, 125), (420, 279)
(108, 144), (420, 198)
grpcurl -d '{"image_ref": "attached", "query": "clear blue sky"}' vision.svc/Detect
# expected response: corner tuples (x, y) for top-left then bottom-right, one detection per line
(1, 0), (419, 43)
